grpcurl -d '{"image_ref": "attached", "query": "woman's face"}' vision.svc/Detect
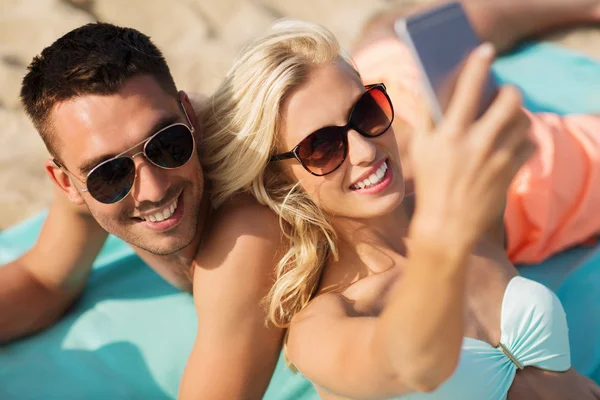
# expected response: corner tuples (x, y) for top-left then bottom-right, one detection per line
(277, 60), (405, 219)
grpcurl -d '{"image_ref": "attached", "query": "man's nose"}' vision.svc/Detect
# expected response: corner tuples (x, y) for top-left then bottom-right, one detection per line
(130, 154), (170, 204)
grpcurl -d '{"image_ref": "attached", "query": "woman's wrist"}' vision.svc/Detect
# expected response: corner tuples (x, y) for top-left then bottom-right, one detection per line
(408, 211), (473, 267)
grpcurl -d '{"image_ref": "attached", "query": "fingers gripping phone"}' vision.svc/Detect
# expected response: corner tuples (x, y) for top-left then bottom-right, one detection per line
(394, 2), (499, 123)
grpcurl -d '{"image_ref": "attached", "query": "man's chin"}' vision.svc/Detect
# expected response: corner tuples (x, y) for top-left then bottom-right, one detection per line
(103, 214), (196, 255)
(141, 241), (192, 256)
(133, 220), (199, 255)
(131, 235), (194, 256)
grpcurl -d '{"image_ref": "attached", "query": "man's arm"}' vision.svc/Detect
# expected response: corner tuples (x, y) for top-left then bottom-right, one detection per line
(463, 0), (600, 53)
(0, 185), (107, 343)
(353, 0), (600, 54)
(178, 195), (285, 400)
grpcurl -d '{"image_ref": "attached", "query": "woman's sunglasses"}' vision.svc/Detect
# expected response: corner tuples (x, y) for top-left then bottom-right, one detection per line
(54, 104), (196, 204)
(270, 83), (394, 176)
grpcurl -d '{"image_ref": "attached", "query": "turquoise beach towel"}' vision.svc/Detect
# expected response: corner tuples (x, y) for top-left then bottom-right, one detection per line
(1, 42), (599, 399)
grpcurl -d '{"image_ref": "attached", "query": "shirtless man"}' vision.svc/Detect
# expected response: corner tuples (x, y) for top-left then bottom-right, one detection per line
(0, 23), (284, 399)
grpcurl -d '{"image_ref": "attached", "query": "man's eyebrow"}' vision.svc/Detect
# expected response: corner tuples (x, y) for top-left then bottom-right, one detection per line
(77, 114), (182, 175)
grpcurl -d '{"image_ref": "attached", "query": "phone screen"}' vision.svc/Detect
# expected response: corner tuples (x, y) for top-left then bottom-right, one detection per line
(395, 2), (498, 122)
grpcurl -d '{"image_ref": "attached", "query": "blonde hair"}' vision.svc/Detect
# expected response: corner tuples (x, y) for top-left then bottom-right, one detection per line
(202, 20), (356, 327)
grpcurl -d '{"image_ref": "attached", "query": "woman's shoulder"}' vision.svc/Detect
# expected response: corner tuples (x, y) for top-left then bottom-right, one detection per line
(212, 193), (281, 235)
(194, 193), (284, 276)
(291, 292), (350, 330)
(303, 267), (401, 323)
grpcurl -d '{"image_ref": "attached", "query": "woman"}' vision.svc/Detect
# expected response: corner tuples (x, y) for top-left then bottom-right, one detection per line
(202, 20), (600, 399)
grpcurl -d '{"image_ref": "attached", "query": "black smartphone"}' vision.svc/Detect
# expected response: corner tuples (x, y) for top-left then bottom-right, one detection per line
(394, 2), (498, 123)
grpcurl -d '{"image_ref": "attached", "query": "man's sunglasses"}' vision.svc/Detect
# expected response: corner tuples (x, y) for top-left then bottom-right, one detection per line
(270, 83), (394, 176)
(54, 103), (196, 204)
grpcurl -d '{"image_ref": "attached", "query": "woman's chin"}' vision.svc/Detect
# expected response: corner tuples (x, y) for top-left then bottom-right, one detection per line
(331, 192), (405, 220)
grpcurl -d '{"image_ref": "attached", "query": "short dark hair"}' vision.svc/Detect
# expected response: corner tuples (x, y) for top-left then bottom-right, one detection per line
(20, 22), (179, 157)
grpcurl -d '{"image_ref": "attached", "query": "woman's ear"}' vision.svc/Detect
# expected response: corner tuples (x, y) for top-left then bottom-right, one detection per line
(44, 159), (85, 205)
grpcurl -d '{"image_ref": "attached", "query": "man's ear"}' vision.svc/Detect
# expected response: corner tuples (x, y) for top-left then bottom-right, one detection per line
(179, 90), (203, 139)
(44, 159), (85, 206)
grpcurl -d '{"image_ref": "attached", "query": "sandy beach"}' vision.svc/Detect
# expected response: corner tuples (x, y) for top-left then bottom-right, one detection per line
(0, 0), (598, 230)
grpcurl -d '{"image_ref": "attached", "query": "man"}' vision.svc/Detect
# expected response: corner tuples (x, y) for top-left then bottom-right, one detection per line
(0, 23), (285, 399)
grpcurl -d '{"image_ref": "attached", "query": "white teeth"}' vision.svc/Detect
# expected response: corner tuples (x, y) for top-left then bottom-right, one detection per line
(352, 161), (389, 190)
(142, 198), (178, 223)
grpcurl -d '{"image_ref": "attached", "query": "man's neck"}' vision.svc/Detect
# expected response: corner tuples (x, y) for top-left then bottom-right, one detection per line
(133, 191), (212, 293)
(176, 191), (212, 264)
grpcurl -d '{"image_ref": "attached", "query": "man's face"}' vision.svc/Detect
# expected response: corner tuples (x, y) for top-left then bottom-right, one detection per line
(50, 75), (204, 255)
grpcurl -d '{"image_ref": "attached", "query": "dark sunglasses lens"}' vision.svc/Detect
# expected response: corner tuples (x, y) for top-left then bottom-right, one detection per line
(351, 87), (394, 137)
(145, 125), (195, 169)
(87, 157), (136, 204)
(297, 127), (346, 175)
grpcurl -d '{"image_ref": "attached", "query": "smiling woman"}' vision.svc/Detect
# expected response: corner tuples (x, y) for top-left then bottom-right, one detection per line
(201, 19), (600, 400)
(269, 83), (394, 178)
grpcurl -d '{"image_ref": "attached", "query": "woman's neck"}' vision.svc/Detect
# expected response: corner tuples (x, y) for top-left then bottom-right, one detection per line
(330, 199), (412, 275)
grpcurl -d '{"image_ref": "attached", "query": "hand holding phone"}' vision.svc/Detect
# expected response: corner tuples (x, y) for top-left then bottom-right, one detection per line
(394, 2), (499, 123)
(408, 40), (534, 246)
